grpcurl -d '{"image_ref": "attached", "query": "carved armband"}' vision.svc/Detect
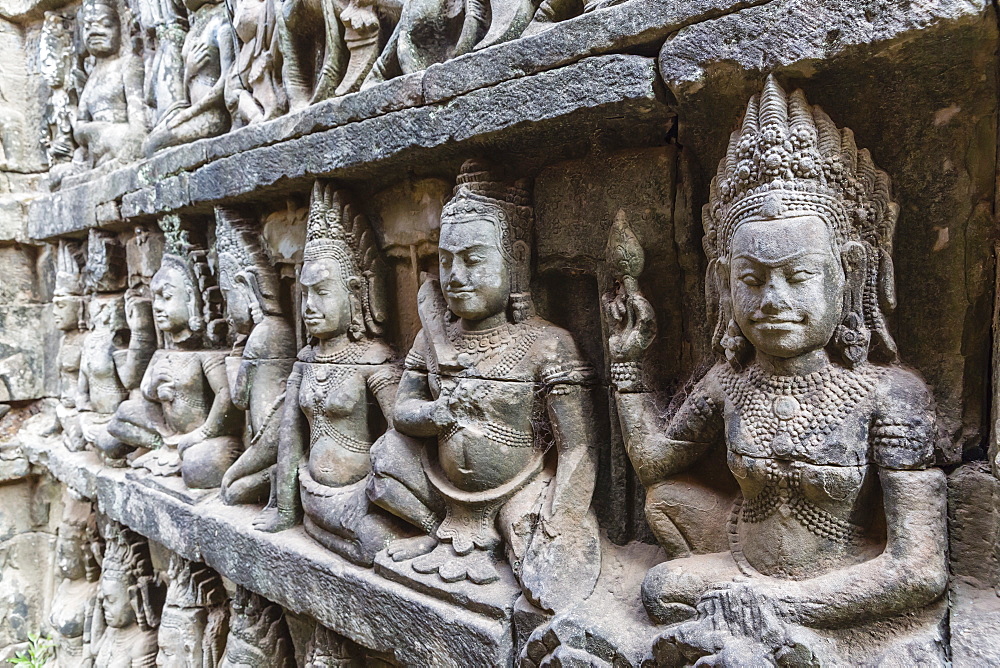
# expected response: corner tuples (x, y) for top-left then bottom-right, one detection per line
(368, 365), (403, 396)
(542, 360), (596, 395)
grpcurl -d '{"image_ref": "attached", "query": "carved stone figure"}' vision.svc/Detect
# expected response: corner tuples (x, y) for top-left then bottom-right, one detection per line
(143, 0), (236, 155)
(255, 181), (409, 567)
(362, 0), (475, 89)
(215, 208), (297, 505)
(75, 0), (146, 168)
(223, 0), (286, 127)
(368, 159), (601, 611)
(220, 586), (295, 668)
(39, 12), (79, 164)
(79, 231), (157, 461)
(50, 490), (100, 668)
(108, 216), (242, 488)
(157, 555), (229, 668)
(605, 77), (947, 664)
(53, 240), (87, 450)
(279, 0), (401, 110)
(91, 522), (160, 668)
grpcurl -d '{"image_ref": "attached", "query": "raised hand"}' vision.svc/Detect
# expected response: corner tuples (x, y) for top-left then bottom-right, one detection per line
(604, 211), (656, 363)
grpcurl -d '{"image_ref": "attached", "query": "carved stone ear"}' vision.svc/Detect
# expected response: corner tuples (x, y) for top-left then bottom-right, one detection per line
(346, 275), (364, 293)
(840, 240), (868, 316)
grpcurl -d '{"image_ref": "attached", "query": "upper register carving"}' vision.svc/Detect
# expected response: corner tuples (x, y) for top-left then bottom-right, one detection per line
(605, 77), (948, 665)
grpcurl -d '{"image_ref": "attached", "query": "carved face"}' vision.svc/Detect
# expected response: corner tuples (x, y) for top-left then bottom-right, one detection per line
(438, 216), (510, 322)
(156, 607), (205, 668)
(56, 534), (86, 580)
(100, 575), (136, 628)
(53, 297), (81, 331)
(219, 264), (254, 335)
(729, 216), (845, 360)
(152, 266), (194, 335)
(82, 6), (120, 58)
(300, 259), (353, 340)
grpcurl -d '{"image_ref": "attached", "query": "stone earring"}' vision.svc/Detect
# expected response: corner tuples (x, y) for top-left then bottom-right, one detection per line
(720, 319), (750, 369)
(834, 311), (870, 368)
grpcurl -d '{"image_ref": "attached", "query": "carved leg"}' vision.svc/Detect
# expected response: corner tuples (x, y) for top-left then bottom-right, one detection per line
(106, 399), (164, 450)
(641, 551), (741, 625)
(367, 430), (443, 530)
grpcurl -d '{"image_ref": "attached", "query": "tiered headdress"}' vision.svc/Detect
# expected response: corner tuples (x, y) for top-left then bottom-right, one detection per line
(305, 180), (388, 339)
(161, 556), (229, 667)
(84, 229), (126, 293)
(158, 215), (226, 345)
(100, 522), (160, 630)
(705, 76), (899, 365)
(440, 159), (535, 322)
(224, 587), (295, 668)
(57, 491), (100, 582)
(54, 240), (85, 298)
(215, 208), (283, 321)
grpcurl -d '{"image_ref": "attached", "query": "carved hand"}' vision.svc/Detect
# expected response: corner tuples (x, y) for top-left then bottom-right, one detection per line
(124, 291), (154, 336)
(604, 279), (657, 362)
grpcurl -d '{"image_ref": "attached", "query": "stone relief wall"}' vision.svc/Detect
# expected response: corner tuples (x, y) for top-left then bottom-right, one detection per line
(0, 0), (997, 665)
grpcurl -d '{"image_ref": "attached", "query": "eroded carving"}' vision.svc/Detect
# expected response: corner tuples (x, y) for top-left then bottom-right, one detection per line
(40, 12), (80, 165)
(50, 490), (100, 668)
(605, 77), (947, 665)
(215, 208), (296, 505)
(220, 586), (295, 668)
(369, 159), (601, 611)
(143, 0), (235, 155)
(108, 216), (241, 488)
(53, 240), (87, 451)
(255, 181), (409, 567)
(75, 0), (146, 168)
(157, 555), (229, 668)
(225, 0), (287, 126)
(91, 522), (161, 668)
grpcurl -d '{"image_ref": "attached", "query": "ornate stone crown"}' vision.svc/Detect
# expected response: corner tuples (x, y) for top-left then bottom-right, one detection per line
(304, 180), (388, 336)
(215, 208), (283, 316)
(705, 76), (899, 363)
(54, 240), (85, 297)
(441, 158), (533, 264)
(226, 587), (295, 667)
(164, 555), (227, 610)
(102, 523), (153, 581)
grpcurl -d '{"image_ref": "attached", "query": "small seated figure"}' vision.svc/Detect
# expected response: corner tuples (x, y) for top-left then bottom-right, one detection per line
(74, 0), (145, 168)
(157, 555), (229, 668)
(220, 587), (295, 668)
(77, 295), (132, 455)
(91, 523), (160, 668)
(108, 222), (242, 489)
(605, 78), (948, 665)
(143, 0), (235, 155)
(49, 490), (100, 668)
(368, 159), (601, 612)
(52, 240), (87, 450)
(215, 209), (297, 505)
(254, 181), (409, 567)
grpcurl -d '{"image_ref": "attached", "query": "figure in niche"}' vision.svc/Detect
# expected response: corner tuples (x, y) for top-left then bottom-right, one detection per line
(604, 77), (947, 665)
(142, 0), (236, 155)
(74, 0), (146, 168)
(215, 208), (297, 505)
(224, 0), (286, 126)
(52, 240), (87, 451)
(50, 490), (101, 668)
(39, 12), (79, 164)
(369, 159), (600, 611)
(108, 216), (242, 489)
(220, 586), (295, 668)
(157, 555), (229, 668)
(279, 0), (401, 110)
(254, 181), (409, 567)
(90, 523), (160, 668)
(79, 231), (157, 461)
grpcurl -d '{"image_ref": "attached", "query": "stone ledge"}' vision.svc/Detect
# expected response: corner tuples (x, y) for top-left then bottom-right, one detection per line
(21, 435), (515, 666)
(28, 53), (669, 241)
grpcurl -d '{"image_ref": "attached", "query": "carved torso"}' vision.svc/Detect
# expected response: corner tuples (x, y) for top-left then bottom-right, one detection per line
(672, 361), (935, 579)
(80, 326), (128, 414)
(94, 624), (158, 668)
(183, 6), (227, 104)
(298, 339), (396, 488)
(79, 58), (129, 124)
(58, 330), (84, 407)
(141, 349), (225, 434)
(405, 316), (593, 493)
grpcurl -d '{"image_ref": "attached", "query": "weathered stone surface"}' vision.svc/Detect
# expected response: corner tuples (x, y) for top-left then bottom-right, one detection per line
(28, 54), (668, 239)
(0, 304), (56, 401)
(658, 0), (997, 463)
(21, 435), (515, 666)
